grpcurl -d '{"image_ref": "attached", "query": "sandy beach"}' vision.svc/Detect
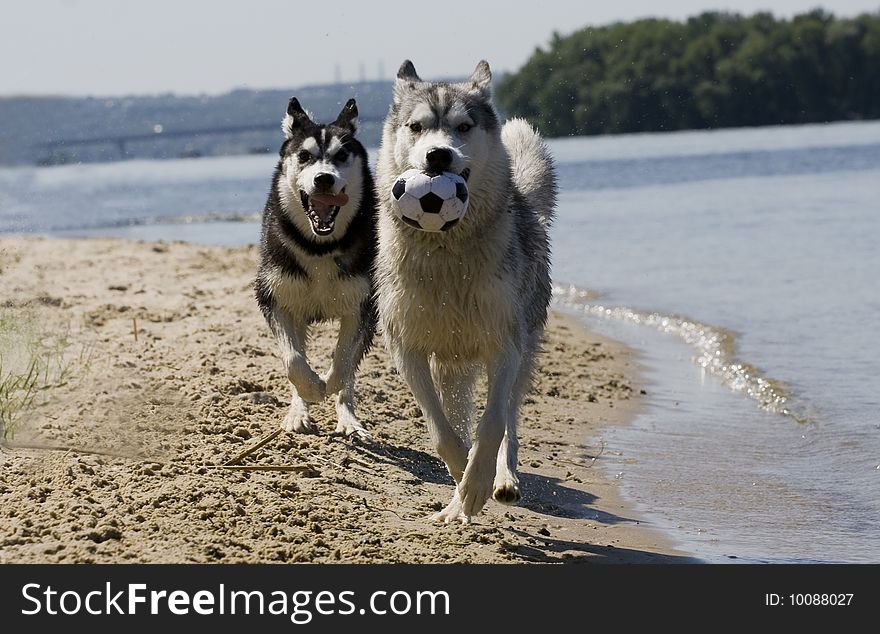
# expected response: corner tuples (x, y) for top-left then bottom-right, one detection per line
(0, 237), (689, 563)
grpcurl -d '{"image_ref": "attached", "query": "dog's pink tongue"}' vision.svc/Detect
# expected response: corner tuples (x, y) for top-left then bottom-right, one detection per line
(309, 192), (348, 220)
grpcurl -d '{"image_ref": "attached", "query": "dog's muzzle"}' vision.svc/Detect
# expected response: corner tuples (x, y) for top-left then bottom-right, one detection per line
(300, 189), (349, 236)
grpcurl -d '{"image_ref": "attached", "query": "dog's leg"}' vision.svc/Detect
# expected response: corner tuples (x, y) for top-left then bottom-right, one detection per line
(322, 313), (361, 397)
(321, 311), (371, 439)
(395, 347), (469, 479)
(282, 387), (315, 434)
(493, 337), (538, 504)
(427, 360), (479, 524)
(394, 347), (469, 519)
(334, 383), (370, 439)
(268, 308), (325, 404)
(458, 343), (522, 517)
(432, 486), (469, 525)
(266, 308), (324, 434)
(431, 358), (477, 446)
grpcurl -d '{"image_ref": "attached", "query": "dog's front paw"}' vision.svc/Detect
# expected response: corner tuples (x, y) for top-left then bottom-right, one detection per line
(333, 392), (370, 440)
(430, 489), (471, 525)
(458, 449), (496, 517)
(492, 473), (521, 505)
(281, 401), (316, 434)
(334, 415), (371, 440)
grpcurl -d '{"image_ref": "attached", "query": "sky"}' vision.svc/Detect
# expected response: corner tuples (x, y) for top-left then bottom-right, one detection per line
(1, 0), (878, 97)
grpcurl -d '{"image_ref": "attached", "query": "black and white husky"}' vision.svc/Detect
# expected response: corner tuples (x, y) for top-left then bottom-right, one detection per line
(255, 97), (377, 438)
(374, 61), (557, 522)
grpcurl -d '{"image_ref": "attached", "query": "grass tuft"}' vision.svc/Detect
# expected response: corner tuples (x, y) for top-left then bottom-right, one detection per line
(0, 309), (91, 440)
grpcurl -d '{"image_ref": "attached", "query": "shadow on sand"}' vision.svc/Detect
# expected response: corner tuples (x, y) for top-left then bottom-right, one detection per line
(358, 442), (701, 563)
(500, 527), (699, 563)
(519, 471), (630, 524)
(356, 440), (454, 485)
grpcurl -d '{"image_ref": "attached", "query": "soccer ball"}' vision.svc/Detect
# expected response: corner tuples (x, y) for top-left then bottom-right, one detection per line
(390, 169), (468, 232)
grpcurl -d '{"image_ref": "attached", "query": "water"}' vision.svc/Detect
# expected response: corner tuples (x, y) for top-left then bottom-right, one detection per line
(2, 120), (878, 562)
(549, 121), (880, 562)
(0, 154), (272, 233)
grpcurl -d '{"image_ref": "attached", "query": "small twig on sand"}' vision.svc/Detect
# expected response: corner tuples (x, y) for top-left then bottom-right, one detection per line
(314, 453), (375, 473)
(132, 317), (138, 342)
(313, 454), (347, 471)
(587, 440), (606, 467)
(224, 427), (282, 466)
(344, 456), (375, 470)
(360, 496), (413, 521)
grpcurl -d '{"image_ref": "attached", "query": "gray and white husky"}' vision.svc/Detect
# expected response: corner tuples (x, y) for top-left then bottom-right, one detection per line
(255, 97), (377, 438)
(374, 60), (557, 522)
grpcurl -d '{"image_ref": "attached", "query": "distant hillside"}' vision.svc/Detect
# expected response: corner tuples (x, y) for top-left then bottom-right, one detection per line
(496, 10), (880, 136)
(0, 81), (393, 166)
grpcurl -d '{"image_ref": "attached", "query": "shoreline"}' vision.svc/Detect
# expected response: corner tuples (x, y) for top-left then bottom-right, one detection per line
(0, 237), (692, 563)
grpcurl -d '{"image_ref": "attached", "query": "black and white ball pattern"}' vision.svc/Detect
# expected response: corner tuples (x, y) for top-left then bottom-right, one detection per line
(390, 169), (469, 232)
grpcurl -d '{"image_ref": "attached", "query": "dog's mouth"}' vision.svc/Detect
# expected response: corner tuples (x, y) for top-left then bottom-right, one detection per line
(300, 189), (349, 236)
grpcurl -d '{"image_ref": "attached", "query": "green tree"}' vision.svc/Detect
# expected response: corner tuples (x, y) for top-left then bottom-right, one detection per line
(496, 10), (880, 136)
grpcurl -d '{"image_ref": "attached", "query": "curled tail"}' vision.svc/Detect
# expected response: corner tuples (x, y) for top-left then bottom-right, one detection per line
(501, 118), (557, 226)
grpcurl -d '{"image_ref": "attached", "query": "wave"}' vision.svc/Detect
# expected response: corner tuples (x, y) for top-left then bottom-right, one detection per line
(552, 283), (806, 422)
(91, 212), (261, 229)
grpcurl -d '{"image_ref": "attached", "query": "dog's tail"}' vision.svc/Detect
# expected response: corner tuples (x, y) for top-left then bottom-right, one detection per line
(502, 118), (557, 226)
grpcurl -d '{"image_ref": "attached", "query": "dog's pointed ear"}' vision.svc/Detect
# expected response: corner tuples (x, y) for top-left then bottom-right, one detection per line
(469, 60), (492, 93)
(282, 97), (313, 138)
(397, 60), (421, 82)
(333, 98), (359, 133)
(393, 60), (422, 102)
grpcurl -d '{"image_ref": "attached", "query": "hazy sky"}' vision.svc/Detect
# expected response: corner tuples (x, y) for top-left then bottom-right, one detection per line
(2, 0), (877, 96)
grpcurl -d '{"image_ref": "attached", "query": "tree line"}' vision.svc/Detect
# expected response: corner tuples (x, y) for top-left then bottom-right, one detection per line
(496, 10), (880, 136)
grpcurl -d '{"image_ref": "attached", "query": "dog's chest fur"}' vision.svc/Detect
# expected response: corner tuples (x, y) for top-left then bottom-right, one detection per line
(376, 213), (516, 362)
(267, 252), (370, 323)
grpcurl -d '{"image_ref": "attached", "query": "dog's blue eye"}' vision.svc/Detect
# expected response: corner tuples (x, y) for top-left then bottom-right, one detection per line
(408, 122), (422, 133)
(335, 149), (349, 163)
(297, 150), (311, 163)
(457, 123), (473, 133)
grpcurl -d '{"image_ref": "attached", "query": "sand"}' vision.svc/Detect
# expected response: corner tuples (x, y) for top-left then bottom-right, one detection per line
(0, 237), (689, 563)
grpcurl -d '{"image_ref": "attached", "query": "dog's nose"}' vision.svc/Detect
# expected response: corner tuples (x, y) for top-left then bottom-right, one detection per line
(425, 147), (453, 174)
(313, 173), (336, 189)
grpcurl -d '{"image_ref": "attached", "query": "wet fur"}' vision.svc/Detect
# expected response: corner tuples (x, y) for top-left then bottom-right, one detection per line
(374, 60), (557, 521)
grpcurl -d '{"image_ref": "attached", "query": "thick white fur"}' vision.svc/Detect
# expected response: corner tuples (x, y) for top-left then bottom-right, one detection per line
(375, 62), (555, 522)
(501, 118), (556, 226)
